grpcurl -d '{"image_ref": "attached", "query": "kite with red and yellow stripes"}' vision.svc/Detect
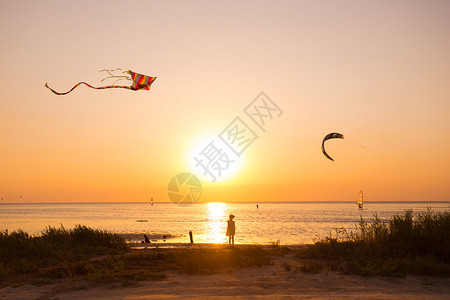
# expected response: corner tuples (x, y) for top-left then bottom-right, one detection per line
(45, 69), (156, 95)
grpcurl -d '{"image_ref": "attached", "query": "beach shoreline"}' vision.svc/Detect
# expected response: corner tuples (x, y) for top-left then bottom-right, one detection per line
(127, 242), (308, 249)
(2, 244), (449, 300)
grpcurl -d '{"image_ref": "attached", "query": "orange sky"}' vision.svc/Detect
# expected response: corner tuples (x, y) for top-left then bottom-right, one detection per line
(1, 1), (449, 203)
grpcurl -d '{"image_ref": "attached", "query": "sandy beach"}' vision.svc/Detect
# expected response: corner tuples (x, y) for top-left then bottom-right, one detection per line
(1, 244), (449, 300)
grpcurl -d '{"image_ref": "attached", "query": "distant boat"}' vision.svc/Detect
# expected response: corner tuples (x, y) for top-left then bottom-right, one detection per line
(150, 197), (154, 206)
(357, 190), (363, 210)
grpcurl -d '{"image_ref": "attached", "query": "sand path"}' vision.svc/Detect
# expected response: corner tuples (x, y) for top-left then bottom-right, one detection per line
(1, 248), (449, 299)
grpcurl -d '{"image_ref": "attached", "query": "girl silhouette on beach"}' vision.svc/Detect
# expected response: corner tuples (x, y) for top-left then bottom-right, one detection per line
(226, 214), (235, 246)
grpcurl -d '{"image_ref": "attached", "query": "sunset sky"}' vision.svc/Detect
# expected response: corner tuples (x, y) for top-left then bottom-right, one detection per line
(1, 1), (449, 203)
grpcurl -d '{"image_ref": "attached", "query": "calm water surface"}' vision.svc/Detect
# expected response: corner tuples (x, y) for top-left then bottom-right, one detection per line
(0, 202), (448, 245)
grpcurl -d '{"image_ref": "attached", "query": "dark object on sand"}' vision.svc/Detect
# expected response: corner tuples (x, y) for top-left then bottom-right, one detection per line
(144, 234), (150, 243)
(189, 231), (194, 243)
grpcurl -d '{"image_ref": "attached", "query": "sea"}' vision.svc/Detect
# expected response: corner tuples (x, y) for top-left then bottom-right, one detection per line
(0, 202), (448, 245)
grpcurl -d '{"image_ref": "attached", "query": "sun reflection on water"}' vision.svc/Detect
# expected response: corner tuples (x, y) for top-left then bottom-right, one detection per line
(204, 202), (227, 243)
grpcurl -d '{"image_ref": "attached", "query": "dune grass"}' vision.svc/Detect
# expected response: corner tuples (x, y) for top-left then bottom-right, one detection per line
(298, 209), (450, 276)
(0, 225), (271, 287)
(0, 225), (128, 285)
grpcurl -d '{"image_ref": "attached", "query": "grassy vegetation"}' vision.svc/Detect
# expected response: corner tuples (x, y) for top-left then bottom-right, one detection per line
(298, 209), (450, 276)
(0, 225), (271, 287)
(171, 245), (271, 274)
(0, 225), (128, 286)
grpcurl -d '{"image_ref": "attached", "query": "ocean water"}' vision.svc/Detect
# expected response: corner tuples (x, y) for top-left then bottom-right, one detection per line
(0, 202), (448, 245)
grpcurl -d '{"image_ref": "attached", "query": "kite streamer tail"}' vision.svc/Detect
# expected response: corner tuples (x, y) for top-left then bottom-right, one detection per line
(99, 68), (124, 74)
(99, 68), (132, 85)
(45, 82), (133, 95)
(45, 82), (94, 95)
(100, 75), (131, 83)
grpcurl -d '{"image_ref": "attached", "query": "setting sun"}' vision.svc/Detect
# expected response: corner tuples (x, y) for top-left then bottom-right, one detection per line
(187, 136), (245, 184)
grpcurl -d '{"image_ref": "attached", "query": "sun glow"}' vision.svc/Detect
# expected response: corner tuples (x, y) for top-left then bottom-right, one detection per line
(187, 135), (244, 183)
(204, 202), (227, 243)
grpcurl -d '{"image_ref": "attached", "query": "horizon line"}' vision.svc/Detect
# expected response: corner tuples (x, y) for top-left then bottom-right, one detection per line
(1, 200), (448, 205)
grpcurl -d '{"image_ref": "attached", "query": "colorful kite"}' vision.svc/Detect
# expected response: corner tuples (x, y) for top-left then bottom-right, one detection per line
(322, 132), (344, 161)
(45, 69), (156, 95)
